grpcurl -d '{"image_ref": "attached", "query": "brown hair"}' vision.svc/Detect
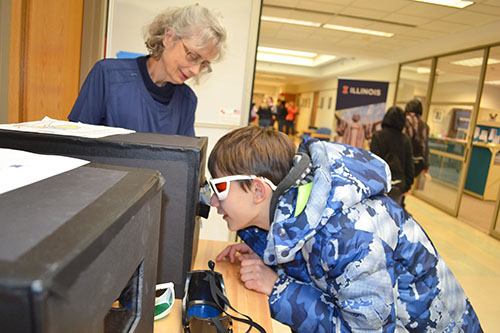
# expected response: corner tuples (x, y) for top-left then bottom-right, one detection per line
(208, 126), (296, 191)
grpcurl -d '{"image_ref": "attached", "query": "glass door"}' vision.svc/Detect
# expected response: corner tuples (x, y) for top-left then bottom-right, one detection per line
(462, 45), (500, 233)
(415, 49), (486, 216)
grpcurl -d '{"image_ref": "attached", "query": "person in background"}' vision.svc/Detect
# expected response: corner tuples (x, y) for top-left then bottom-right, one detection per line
(403, 99), (430, 178)
(266, 96), (277, 129)
(284, 101), (298, 136)
(276, 99), (287, 132)
(208, 125), (482, 332)
(68, 4), (226, 136)
(370, 106), (414, 206)
(257, 98), (273, 129)
(249, 102), (258, 124)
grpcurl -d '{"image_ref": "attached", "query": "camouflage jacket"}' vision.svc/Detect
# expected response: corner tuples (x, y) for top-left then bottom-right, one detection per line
(238, 138), (481, 332)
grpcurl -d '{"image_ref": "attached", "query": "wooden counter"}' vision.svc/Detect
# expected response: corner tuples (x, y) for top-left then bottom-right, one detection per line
(154, 239), (273, 332)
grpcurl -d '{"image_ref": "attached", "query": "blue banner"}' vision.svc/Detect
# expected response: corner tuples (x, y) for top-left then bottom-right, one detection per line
(335, 79), (389, 110)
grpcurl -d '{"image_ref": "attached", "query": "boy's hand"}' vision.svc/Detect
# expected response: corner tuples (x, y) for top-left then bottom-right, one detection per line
(216, 243), (256, 263)
(239, 257), (278, 296)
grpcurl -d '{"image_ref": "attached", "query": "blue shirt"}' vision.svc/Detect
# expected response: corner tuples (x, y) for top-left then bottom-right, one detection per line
(68, 58), (197, 136)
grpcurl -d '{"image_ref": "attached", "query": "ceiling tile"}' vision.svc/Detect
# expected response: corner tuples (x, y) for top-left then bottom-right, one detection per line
(396, 2), (459, 19)
(399, 28), (446, 39)
(381, 13), (431, 26)
(323, 16), (373, 27)
(482, 0), (500, 7)
(469, 4), (500, 15)
(337, 6), (390, 20)
(294, 1), (346, 13)
(350, 0), (408, 12)
(419, 20), (471, 33)
(441, 10), (500, 25)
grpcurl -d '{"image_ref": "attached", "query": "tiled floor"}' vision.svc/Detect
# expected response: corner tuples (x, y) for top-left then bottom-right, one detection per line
(271, 194), (500, 332)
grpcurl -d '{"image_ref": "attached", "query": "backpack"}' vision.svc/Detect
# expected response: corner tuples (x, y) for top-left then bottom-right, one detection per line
(405, 115), (428, 175)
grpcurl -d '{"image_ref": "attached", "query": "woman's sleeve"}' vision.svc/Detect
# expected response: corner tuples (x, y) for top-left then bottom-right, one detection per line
(67, 61), (106, 124)
(269, 230), (396, 332)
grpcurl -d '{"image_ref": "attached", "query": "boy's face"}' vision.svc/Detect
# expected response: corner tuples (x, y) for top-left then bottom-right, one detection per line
(210, 180), (257, 231)
(209, 176), (272, 232)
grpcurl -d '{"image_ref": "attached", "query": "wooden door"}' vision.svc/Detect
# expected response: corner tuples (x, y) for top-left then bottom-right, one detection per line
(8, 0), (84, 123)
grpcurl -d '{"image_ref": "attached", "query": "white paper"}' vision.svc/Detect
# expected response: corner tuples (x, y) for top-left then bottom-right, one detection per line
(0, 148), (90, 195)
(0, 116), (135, 138)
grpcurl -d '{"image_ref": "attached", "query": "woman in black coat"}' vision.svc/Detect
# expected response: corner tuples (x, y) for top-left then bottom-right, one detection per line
(370, 106), (414, 206)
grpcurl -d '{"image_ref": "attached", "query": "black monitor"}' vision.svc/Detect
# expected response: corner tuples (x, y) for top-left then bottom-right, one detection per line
(0, 130), (208, 298)
(0, 163), (163, 332)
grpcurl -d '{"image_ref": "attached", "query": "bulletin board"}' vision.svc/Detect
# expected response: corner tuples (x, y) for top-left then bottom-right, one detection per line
(106, 0), (261, 127)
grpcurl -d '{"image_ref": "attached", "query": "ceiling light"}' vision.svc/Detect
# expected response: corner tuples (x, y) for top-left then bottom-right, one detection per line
(451, 57), (500, 67)
(417, 67), (431, 74)
(258, 46), (317, 58)
(322, 24), (394, 37)
(412, 0), (474, 9)
(261, 16), (321, 27)
(485, 80), (500, 86)
(257, 47), (335, 67)
(257, 53), (335, 66)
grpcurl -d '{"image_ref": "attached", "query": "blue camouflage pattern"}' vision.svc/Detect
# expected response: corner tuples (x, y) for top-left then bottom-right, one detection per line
(238, 138), (482, 332)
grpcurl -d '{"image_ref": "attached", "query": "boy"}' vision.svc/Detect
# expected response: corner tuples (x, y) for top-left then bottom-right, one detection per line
(209, 126), (481, 332)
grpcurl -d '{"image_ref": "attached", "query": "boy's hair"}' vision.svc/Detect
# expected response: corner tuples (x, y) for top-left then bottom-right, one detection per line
(208, 126), (296, 191)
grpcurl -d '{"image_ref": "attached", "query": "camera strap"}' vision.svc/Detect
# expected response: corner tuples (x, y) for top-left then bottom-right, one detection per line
(206, 260), (267, 333)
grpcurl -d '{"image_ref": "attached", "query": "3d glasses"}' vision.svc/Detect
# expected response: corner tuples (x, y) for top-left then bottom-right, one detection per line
(209, 175), (277, 201)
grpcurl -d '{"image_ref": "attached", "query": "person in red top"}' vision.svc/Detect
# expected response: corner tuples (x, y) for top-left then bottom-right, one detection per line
(285, 102), (298, 136)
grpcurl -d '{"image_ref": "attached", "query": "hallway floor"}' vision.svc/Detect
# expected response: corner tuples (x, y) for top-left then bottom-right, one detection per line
(272, 194), (500, 332)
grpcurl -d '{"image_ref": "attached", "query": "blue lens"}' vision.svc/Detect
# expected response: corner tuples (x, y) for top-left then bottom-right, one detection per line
(187, 304), (221, 319)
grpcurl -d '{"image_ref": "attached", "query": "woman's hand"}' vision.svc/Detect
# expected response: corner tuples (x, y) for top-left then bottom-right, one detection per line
(239, 256), (278, 296)
(216, 242), (259, 263)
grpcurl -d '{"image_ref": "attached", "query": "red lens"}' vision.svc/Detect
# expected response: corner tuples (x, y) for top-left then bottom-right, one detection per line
(215, 181), (227, 192)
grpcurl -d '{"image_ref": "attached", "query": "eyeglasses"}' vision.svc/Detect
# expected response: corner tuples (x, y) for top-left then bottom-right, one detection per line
(181, 40), (213, 73)
(209, 175), (277, 201)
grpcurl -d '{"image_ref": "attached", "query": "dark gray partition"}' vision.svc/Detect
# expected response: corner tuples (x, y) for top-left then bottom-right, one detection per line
(0, 163), (163, 332)
(0, 129), (208, 298)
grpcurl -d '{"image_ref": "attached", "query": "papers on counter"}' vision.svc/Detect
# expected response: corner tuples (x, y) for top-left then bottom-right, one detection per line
(0, 148), (90, 195)
(0, 116), (135, 138)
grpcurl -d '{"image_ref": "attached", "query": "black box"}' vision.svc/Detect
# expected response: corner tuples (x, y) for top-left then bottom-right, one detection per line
(0, 130), (207, 297)
(0, 163), (163, 332)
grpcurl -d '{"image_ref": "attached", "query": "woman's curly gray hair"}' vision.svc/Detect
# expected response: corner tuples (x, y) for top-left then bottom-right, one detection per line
(144, 5), (226, 61)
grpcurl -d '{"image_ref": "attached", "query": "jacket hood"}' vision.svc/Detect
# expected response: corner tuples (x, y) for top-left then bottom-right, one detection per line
(382, 107), (406, 131)
(263, 137), (391, 265)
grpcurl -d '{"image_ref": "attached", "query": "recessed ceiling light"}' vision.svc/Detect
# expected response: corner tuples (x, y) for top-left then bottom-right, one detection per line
(258, 46), (317, 58)
(257, 47), (335, 67)
(261, 16), (321, 28)
(417, 67), (431, 74)
(451, 57), (500, 67)
(412, 0), (474, 9)
(322, 24), (394, 38)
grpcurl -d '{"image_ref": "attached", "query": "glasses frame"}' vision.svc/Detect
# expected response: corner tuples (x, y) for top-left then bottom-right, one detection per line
(180, 39), (213, 73)
(209, 175), (277, 201)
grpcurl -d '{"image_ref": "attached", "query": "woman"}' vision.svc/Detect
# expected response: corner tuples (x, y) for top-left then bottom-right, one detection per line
(68, 4), (226, 136)
(370, 106), (414, 206)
